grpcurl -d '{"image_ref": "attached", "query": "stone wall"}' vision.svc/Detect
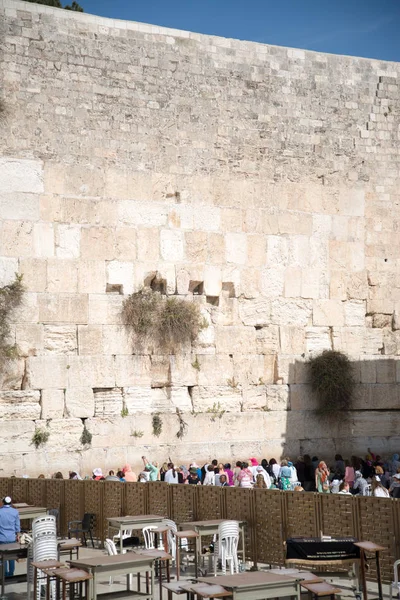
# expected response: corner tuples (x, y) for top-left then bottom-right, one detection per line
(0, 0), (400, 476)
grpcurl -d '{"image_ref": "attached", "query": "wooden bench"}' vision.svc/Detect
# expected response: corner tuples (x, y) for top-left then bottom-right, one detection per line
(301, 581), (342, 599)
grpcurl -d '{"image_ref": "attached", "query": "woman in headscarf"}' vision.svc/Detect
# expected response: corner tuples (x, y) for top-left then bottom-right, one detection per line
(122, 464), (137, 482)
(92, 468), (104, 481)
(315, 461), (330, 493)
(288, 461), (298, 486)
(353, 470), (369, 496)
(237, 462), (254, 488)
(279, 460), (292, 491)
(372, 475), (390, 498)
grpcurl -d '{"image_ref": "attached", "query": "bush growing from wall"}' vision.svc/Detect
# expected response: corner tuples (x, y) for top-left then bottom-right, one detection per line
(308, 350), (356, 415)
(0, 275), (24, 372)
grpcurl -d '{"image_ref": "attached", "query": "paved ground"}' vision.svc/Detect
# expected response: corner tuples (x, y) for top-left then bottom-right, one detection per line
(2, 544), (390, 600)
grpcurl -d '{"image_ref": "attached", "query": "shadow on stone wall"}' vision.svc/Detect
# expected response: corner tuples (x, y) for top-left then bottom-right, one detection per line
(285, 357), (400, 460)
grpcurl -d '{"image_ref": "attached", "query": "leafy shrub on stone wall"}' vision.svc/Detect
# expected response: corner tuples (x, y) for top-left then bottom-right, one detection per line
(122, 288), (205, 349)
(0, 275), (24, 371)
(308, 350), (356, 415)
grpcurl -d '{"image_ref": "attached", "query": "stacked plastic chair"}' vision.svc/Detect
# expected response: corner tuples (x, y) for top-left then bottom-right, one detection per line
(213, 520), (240, 576)
(28, 515), (58, 600)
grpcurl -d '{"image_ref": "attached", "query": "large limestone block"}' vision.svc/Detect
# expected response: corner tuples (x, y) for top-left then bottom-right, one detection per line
(305, 327), (332, 354)
(137, 229), (160, 262)
(0, 390), (41, 420)
(221, 208), (242, 233)
(204, 265), (222, 296)
(77, 325), (103, 355)
(329, 241), (364, 272)
(265, 385), (290, 411)
(284, 267), (301, 298)
(208, 233), (226, 264)
(185, 231), (207, 262)
(0, 158), (43, 194)
(225, 233), (247, 265)
(270, 298), (312, 327)
(80, 227), (115, 260)
(115, 227), (137, 260)
(39, 294), (88, 324)
(46, 259), (78, 293)
(118, 201), (168, 227)
(115, 355), (151, 387)
(33, 223), (54, 258)
(170, 387), (193, 411)
(241, 386), (267, 410)
(247, 235), (266, 267)
(88, 295), (124, 325)
(43, 325), (77, 354)
(191, 386), (242, 412)
(301, 268), (322, 299)
(0, 358), (24, 391)
(0, 257), (18, 287)
(233, 354), (274, 386)
(168, 205), (194, 230)
(197, 355), (233, 386)
(275, 355), (308, 385)
(102, 325), (132, 355)
(344, 301), (365, 327)
(196, 206), (221, 232)
(65, 387), (95, 418)
(36, 418), (83, 450)
(239, 298), (270, 326)
(11, 293), (39, 324)
(1, 221), (34, 257)
(0, 420), (35, 454)
(0, 193), (40, 221)
(376, 358), (396, 383)
(106, 261), (134, 295)
(215, 326), (256, 354)
(360, 359), (377, 384)
(94, 387), (123, 417)
(332, 327), (363, 356)
(260, 268), (285, 297)
(18, 259), (47, 292)
(26, 356), (68, 389)
(362, 330), (383, 355)
(16, 323), (43, 356)
(266, 236), (289, 267)
(67, 356), (116, 388)
(256, 326), (280, 354)
(289, 384), (317, 411)
(123, 387), (152, 413)
(160, 229), (184, 261)
(150, 355), (171, 388)
(313, 300), (344, 327)
(289, 236), (310, 268)
(352, 384), (398, 410)
(55, 225), (80, 259)
(41, 389), (64, 419)
(338, 188), (365, 217)
(280, 327), (305, 354)
(169, 354), (198, 387)
(78, 261), (106, 294)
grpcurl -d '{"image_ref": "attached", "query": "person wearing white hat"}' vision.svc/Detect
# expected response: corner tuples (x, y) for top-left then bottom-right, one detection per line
(0, 497), (20, 577)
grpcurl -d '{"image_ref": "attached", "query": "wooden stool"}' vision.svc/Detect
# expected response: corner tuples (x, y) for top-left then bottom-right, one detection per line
(301, 581), (342, 600)
(174, 530), (200, 580)
(53, 567), (92, 600)
(32, 560), (66, 600)
(59, 538), (82, 560)
(187, 583), (232, 599)
(162, 580), (194, 600)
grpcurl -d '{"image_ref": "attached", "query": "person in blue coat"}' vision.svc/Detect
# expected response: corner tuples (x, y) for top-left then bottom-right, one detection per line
(0, 497), (20, 577)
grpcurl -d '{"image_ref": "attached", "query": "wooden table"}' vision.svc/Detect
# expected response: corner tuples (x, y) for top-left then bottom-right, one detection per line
(174, 529), (199, 580)
(198, 571), (300, 600)
(0, 542), (28, 598)
(18, 506), (48, 521)
(354, 541), (387, 600)
(69, 552), (157, 600)
(180, 519), (246, 570)
(107, 514), (166, 554)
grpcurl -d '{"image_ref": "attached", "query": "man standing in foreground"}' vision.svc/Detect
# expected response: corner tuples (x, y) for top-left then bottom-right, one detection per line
(0, 497), (20, 577)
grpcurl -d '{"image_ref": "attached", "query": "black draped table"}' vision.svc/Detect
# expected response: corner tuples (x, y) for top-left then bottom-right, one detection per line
(286, 536), (360, 562)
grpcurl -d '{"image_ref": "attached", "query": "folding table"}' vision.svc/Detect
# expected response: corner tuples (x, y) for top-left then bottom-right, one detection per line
(107, 514), (166, 554)
(198, 571), (300, 600)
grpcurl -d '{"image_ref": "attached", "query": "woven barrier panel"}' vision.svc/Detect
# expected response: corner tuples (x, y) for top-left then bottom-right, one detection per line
(357, 496), (396, 583)
(0, 478), (11, 498)
(124, 482), (147, 516)
(27, 478), (46, 507)
(224, 487), (255, 562)
(196, 485), (222, 520)
(253, 489), (284, 566)
(103, 482), (123, 540)
(64, 480), (83, 537)
(148, 482), (169, 517)
(83, 480), (103, 541)
(285, 491), (319, 538)
(171, 484), (195, 524)
(11, 478), (29, 503)
(320, 493), (356, 538)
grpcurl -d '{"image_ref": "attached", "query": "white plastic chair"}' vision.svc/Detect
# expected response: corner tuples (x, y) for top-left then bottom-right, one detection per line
(391, 560), (400, 599)
(365, 484), (372, 497)
(112, 528), (133, 545)
(104, 539), (118, 584)
(142, 526), (160, 550)
(32, 531), (58, 600)
(213, 520), (239, 576)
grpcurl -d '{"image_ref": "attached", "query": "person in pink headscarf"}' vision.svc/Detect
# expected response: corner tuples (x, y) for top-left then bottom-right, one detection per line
(249, 457), (259, 479)
(122, 464), (137, 482)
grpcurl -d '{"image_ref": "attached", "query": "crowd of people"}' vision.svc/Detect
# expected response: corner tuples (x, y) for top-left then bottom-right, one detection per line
(36, 449), (400, 498)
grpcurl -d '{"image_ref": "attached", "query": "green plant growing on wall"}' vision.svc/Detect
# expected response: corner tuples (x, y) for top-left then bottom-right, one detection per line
(80, 425), (92, 446)
(32, 427), (50, 449)
(152, 413), (163, 437)
(121, 405), (129, 418)
(227, 377), (239, 389)
(308, 350), (356, 416)
(192, 356), (201, 371)
(25, 0), (84, 10)
(206, 402), (225, 422)
(176, 408), (188, 439)
(131, 430), (144, 438)
(122, 288), (206, 349)
(0, 275), (24, 372)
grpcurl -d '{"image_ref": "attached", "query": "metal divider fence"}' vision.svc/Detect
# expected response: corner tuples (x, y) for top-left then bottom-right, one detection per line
(2, 478), (400, 583)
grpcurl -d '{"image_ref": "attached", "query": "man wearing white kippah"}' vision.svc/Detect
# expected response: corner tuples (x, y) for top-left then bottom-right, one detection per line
(0, 497), (20, 578)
